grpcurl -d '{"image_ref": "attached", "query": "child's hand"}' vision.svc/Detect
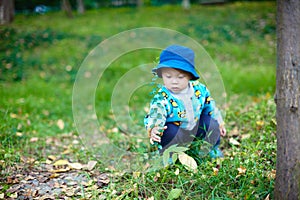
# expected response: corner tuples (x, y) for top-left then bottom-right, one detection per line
(150, 126), (167, 143)
(220, 125), (226, 137)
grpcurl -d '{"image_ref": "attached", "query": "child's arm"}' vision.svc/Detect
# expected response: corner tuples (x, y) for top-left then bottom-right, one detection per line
(144, 97), (168, 142)
(202, 88), (226, 137)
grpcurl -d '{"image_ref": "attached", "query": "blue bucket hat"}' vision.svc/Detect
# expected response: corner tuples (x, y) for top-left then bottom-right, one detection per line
(153, 45), (200, 80)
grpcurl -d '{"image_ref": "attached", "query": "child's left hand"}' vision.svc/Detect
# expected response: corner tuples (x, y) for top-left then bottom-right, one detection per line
(220, 125), (226, 137)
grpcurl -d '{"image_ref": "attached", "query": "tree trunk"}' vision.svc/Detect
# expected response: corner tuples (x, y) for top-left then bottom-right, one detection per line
(275, 0), (300, 199)
(61, 0), (73, 18)
(0, 0), (14, 24)
(77, 0), (85, 14)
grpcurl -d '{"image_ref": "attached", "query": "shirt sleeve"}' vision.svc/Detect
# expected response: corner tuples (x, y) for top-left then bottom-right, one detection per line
(144, 94), (168, 135)
(202, 87), (224, 126)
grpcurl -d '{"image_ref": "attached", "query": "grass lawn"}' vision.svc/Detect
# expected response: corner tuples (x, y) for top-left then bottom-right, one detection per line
(0, 1), (276, 199)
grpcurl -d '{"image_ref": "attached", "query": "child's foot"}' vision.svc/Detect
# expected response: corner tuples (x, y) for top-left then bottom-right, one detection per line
(209, 147), (224, 159)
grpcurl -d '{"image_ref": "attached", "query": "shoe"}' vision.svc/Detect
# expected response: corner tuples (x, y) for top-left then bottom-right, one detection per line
(209, 146), (224, 159)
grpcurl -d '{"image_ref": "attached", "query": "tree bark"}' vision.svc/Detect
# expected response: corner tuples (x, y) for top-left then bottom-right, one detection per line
(0, 0), (14, 24)
(275, 0), (300, 199)
(61, 0), (73, 18)
(77, 0), (85, 14)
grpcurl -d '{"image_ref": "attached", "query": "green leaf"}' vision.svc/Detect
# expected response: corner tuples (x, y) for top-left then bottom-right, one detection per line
(167, 188), (182, 200)
(162, 145), (189, 167)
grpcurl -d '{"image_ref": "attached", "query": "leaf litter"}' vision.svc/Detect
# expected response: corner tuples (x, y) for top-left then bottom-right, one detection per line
(0, 133), (110, 199)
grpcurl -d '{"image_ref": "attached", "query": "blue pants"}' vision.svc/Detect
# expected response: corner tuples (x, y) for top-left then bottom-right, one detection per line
(160, 114), (221, 151)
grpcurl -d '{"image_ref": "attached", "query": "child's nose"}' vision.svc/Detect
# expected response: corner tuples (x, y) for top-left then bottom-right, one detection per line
(172, 78), (178, 83)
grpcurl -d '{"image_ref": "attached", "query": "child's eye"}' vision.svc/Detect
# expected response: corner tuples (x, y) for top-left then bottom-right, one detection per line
(178, 75), (185, 79)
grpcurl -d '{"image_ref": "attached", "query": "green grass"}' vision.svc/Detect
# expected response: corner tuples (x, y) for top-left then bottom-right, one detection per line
(0, 1), (276, 199)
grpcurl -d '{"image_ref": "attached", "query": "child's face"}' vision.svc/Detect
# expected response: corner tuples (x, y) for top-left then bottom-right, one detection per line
(161, 68), (191, 93)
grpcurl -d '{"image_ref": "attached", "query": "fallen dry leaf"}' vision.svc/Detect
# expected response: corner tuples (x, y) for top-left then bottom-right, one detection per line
(48, 155), (57, 161)
(265, 193), (270, 200)
(51, 167), (71, 173)
(267, 169), (276, 179)
(50, 173), (60, 179)
(256, 120), (265, 130)
(132, 171), (140, 178)
(213, 167), (219, 176)
(228, 126), (239, 137)
(68, 162), (83, 170)
(9, 192), (18, 198)
(53, 159), (69, 166)
(10, 113), (18, 119)
(97, 173), (110, 187)
(62, 149), (71, 154)
(174, 168), (180, 176)
(256, 120), (264, 126)
(16, 132), (23, 137)
(229, 137), (240, 146)
(30, 137), (39, 143)
(241, 134), (251, 140)
(86, 160), (97, 171)
(57, 119), (65, 130)
(45, 159), (52, 164)
(178, 152), (198, 172)
(24, 175), (35, 181)
(39, 194), (56, 200)
(237, 166), (247, 175)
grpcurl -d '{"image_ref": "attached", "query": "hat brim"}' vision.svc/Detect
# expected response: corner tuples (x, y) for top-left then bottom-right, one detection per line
(152, 60), (200, 80)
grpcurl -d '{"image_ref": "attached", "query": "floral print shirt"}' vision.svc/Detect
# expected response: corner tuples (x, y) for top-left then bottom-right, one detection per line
(144, 80), (223, 133)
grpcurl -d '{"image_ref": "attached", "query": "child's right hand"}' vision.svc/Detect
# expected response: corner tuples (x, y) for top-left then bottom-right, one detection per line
(150, 126), (167, 143)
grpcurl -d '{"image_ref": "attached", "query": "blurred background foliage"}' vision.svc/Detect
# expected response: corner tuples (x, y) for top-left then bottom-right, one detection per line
(14, 0), (276, 12)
